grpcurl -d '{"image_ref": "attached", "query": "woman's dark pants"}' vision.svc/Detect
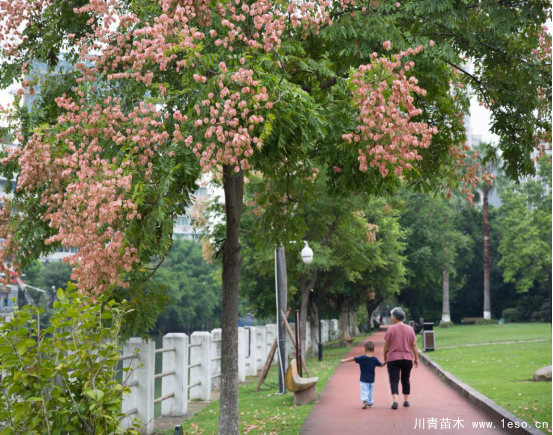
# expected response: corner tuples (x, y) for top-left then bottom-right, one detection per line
(387, 359), (413, 395)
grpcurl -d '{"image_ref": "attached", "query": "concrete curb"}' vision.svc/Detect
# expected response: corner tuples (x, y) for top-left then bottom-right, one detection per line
(418, 350), (545, 435)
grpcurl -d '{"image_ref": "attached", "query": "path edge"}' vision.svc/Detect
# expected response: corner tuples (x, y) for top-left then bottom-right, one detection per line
(418, 350), (545, 435)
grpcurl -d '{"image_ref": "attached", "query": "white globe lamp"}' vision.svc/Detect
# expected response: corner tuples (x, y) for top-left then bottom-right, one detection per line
(301, 242), (314, 264)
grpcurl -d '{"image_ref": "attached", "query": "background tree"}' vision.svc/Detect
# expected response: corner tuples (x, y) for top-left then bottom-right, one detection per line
(231, 173), (381, 355)
(360, 199), (406, 331)
(154, 239), (221, 334)
(397, 192), (471, 323)
(470, 142), (506, 320)
(497, 159), (552, 299)
(21, 260), (73, 325)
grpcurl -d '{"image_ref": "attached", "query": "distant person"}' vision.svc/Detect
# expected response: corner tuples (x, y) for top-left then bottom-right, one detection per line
(414, 317), (424, 334)
(340, 341), (387, 409)
(383, 307), (419, 410)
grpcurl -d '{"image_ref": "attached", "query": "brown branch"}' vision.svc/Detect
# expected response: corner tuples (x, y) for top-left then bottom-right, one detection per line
(301, 77), (337, 93)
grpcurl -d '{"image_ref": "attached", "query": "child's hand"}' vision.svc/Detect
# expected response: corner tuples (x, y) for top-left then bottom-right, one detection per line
(381, 361), (387, 367)
(340, 359), (346, 363)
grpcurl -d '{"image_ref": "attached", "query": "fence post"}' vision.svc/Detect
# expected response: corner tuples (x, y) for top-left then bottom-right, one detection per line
(189, 331), (212, 401)
(211, 328), (222, 390)
(330, 319), (339, 340)
(237, 327), (246, 382)
(306, 322), (311, 352)
(121, 338), (155, 435)
(255, 326), (267, 369)
(245, 326), (257, 376)
(161, 333), (189, 417)
(265, 324), (277, 365)
(321, 320), (330, 343)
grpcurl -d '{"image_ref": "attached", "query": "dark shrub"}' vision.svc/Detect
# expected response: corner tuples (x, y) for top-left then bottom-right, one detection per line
(502, 308), (523, 323)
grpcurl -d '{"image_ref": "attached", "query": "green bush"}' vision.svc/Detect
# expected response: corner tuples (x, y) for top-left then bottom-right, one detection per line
(502, 308), (523, 323)
(531, 309), (552, 323)
(516, 295), (545, 321)
(474, 318), (499, 325)
(0, 284), (141, 435)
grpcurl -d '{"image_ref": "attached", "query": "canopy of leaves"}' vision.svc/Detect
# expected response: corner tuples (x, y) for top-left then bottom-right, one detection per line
(396, 190), (472, 319)
(497, 159), (552, 293)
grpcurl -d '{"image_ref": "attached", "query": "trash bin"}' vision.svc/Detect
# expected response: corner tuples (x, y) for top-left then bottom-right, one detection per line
(422, 322), (435, 351)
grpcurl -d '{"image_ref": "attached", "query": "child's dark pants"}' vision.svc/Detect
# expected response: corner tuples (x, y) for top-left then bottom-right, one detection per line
(387, 360), (413, 395)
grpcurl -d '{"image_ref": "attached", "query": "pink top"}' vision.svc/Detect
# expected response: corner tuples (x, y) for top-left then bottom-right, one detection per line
(384, 323), (416, 362)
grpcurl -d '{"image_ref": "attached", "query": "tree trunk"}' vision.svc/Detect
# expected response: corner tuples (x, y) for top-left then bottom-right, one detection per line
(365, 297), (382, 333)
(351, 310), (361, 336)
(308, 293), (319, 357)
(340, 301), (349, 345)
(300, 270), (317, 358)
(442, 269), (451, 323)
(483, 184), (491, 320)
(217, 165), (243, 435)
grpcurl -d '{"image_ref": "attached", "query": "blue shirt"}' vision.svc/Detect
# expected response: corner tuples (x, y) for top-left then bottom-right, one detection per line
(354, 355), (382, 383)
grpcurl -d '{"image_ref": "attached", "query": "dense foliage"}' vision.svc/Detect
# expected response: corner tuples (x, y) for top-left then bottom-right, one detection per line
(0, 285), (140, 435)
(0, 0), (550, 431)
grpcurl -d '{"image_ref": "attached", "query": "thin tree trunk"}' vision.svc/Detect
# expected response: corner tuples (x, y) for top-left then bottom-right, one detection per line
(442, 269), (451, 323)
(351, 311), (361, 336)
(308, 295), (319, 358)
(483, 184), (491, 320)
(218, 165), (243, 435)
(340, 301), (349, 345)
(365, 297), (382, 333)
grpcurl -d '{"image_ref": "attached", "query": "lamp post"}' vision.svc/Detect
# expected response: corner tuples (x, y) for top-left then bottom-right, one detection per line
(275, 246), (286, 394)
(317, 269), (322, 361)
(300, 242), (321, 361)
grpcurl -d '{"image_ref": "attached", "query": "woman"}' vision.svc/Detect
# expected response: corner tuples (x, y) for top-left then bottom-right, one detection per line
(382, 307), (419, 409)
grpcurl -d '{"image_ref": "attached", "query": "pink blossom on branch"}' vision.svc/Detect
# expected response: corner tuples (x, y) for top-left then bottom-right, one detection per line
(343, 45), (437, 177)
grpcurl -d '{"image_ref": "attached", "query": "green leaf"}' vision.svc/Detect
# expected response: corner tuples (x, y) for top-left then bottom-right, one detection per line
(56, 288), (65, 301)
(84, 389), (105, 402)
(27, 397), (43, 402)
(15, 341), (29, 355)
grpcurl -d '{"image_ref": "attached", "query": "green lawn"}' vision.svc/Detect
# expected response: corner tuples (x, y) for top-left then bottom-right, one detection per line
(417, 323), (552, 348)
(159, 336), (366, 435)
(423, 325), (552, 433)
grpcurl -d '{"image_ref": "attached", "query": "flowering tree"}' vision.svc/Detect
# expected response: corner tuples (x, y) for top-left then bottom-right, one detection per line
(0, 0), (550, 432)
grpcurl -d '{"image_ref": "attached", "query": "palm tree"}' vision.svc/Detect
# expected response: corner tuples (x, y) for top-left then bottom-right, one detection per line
(472, 142), (506, 320)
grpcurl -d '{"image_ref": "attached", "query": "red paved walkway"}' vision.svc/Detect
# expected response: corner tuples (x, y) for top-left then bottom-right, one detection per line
(301, 329), (508, 434)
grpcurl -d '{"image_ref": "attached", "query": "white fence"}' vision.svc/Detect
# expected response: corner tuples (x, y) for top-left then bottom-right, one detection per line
(119, 319), (339, 434)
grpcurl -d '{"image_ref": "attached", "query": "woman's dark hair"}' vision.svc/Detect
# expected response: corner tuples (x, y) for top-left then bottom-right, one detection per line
(391, 307), (405, 321)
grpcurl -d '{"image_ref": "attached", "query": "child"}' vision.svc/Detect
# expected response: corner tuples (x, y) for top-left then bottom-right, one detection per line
(340, 341), (386, 408)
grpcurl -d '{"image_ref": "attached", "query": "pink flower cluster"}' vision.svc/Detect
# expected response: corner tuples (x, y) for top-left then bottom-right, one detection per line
(343, 45), (437, 177)
(0, 0), (52, 58)
(0, 94), (180, 292)
(0, 0), (334, 294)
